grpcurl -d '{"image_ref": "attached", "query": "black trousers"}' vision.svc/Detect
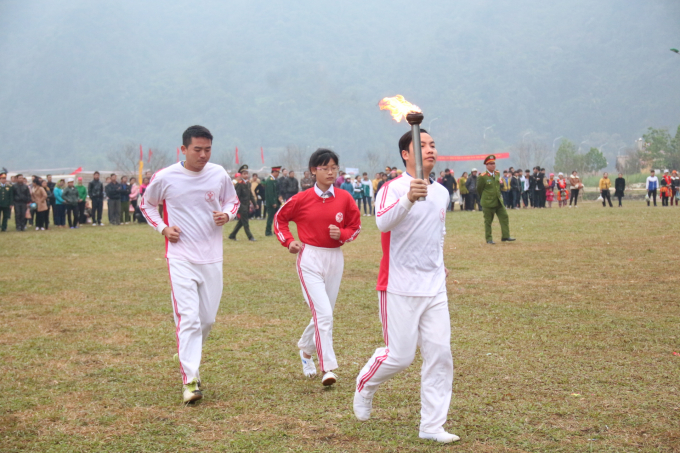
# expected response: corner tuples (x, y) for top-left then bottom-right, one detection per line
(78, 201), (87, 224)
(601, 190), (612, 207)
(533, 190), (544, 207)
(65, 204), (79, 227)
(0, 206), (10, 231)
(511, 190), (521, 208)
(36, 210), (49, 229)
(229, 209), (253, 239)
(647, 189), (657, 206)
(522, 191), (529, 207)
(14, 202), (27, 230)
(569, 188), (579, 206)
(92, 198), (103, 224)
(468, 193), (481, 211)
(501, 191), (510, 208)
(616, 195), (623, 206)
(130, 199), (138, 222)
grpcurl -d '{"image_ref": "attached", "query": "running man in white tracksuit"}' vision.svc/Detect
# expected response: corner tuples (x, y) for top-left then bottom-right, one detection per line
(140, 125), (239, 404)
(274, 148), (362, 387)
(353, 128), (459, 443)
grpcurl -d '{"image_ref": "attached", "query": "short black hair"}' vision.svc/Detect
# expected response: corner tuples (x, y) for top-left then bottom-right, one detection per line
(182, 125), (213, 147)
(16, 173), (23, 178)
(398, 128), (429, 165)
(46, 174), (51, 177)
(525, 169), (530, 172)
(309, 148), (339, 170)
(94, 171), (100, 175)
(110, 173), (116, 177)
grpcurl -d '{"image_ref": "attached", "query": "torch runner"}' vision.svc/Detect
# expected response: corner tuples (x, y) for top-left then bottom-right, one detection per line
(355, 95), (459, 444)
(379, 95), (426, 200)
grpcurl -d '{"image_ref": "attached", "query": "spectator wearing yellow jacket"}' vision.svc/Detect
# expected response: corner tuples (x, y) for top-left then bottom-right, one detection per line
(599, 173), (613, 207)
(458, 172), (468, 211)
(500, 170), (512, 208)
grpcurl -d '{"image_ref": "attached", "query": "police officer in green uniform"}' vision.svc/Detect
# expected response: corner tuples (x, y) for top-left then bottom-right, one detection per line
(0, 173), (13, 232)
(264, 166), (282, 236)
(229, 164), (257, 242)
(477, 155), (516, 244)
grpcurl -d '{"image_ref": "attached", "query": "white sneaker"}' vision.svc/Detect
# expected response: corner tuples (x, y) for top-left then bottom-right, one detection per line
(353, 390), (373, 421)
(300, 350), (316, 378)
(321, 371), (337, 386)
(419, 431), (460, 443)
(568, 205), (572, 208)
(35, 227), (39, 231)
(182, 379), (202, 404)
(40, 228), (45, 231)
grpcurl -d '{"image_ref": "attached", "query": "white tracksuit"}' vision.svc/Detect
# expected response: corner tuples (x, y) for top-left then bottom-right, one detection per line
(296, 244), (344, 372)
(356, 173), (454, 434)
(140, 162), (239, 385)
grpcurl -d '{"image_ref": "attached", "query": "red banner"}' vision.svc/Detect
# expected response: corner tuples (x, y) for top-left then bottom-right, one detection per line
(260, 147), (264, 164)
(438, 152), (510, 162)
(176, 147), (180, 163)
(235, 146), (239, 165)
(70, 167), (82, 175)
(147, 149), (153, 163)
(139, 144), (143, 161)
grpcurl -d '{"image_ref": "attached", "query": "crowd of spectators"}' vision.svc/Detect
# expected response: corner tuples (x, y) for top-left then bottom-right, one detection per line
(1, 165), (678, 233)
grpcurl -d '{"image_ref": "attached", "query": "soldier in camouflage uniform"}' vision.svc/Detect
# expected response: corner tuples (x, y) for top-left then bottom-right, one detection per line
(229, 165), (257, 242)
(477, 155), (516, 244)
(264, 166), (282, 236)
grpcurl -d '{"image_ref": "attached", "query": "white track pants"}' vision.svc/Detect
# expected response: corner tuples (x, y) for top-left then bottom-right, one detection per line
(356, 291), (453, 434)
(296, 244), (344, 373)
(167, 259), (223, 385)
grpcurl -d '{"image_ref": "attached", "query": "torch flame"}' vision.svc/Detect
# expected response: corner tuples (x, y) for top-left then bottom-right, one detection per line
(379, 95), (422, 122)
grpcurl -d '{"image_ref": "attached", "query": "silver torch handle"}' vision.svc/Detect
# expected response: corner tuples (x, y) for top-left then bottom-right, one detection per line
(406, 112), (426, 201)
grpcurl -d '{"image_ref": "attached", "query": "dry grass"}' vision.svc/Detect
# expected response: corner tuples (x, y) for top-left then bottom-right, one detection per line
(0, 201), (678, 452)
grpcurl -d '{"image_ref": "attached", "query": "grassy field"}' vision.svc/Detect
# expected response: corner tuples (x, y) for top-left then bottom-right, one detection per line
(1, 201), (679, 452)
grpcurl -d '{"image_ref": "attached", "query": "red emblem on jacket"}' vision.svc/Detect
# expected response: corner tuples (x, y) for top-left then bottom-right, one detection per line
(335, 212), (343, 223)
(205, 191), (215, 202)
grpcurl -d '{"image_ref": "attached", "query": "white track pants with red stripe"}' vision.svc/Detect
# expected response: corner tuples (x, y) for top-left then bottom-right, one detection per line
(168, 259), (223, 385)
(296, 244), (344, 373)
(356, 290), (453, 434)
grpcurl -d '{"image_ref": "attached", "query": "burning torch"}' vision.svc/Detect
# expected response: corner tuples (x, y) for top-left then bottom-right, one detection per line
(379, 95), (426, 201)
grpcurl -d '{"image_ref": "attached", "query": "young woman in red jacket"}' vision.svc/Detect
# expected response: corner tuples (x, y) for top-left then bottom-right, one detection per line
(274, 149), (362, 387)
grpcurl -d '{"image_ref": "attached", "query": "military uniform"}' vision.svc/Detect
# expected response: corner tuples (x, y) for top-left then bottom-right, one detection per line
(264, 166), (282, 236)
(229, 165), (257, 241)
(477, 156), (512, 243)
(0, 176), (12, 232)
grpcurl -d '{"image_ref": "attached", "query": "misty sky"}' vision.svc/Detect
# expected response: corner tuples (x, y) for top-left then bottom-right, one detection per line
(0, 0), (678, 172)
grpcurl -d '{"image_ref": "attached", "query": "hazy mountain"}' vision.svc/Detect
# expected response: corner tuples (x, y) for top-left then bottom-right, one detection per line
(1, 0), (679, 173)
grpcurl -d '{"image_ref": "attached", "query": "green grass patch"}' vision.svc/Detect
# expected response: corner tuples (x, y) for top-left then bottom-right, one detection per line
(0, 201), (678, 452)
